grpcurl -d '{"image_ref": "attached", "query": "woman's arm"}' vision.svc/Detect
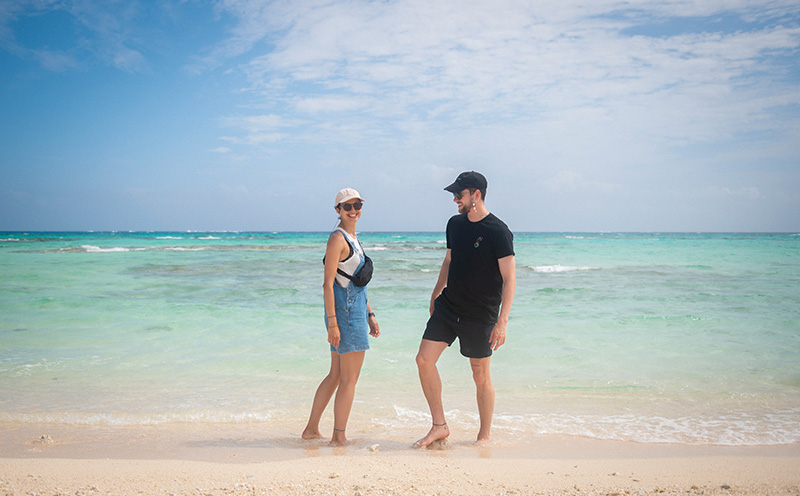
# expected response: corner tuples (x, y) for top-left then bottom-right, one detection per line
(323, 232), (347, 348)
(367, 301), (380, 337)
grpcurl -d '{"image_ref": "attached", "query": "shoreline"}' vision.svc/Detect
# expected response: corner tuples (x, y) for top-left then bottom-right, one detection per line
(2, 423), (798, 495)
(5, 421), (800, 461)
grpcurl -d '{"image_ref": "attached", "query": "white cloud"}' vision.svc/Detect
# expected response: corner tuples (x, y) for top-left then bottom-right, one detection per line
(209, 0), (799, 155)
(223, 114), (286, 131)
(184, 1), (800, 231)
(209, 147), (233, 154)
(545, 171), (625, 195)
(219, 133), (287, 146)
(705, 186), (762, 200)
(1, 0), (148, 72)
(294, 96), (366, 113)
(31, 49), (79, 72)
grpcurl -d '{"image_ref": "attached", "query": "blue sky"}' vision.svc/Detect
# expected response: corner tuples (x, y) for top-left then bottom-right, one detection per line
(1, 0), (799, 232)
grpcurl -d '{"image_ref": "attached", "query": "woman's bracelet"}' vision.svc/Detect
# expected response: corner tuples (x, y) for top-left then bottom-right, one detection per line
(368, 312), (375, 318)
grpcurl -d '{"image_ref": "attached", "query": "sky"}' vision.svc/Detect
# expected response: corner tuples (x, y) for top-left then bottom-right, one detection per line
(1, 0), (799, 232)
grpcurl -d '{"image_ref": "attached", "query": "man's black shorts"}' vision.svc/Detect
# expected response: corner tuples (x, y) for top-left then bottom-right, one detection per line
(423, 299), (494, 359)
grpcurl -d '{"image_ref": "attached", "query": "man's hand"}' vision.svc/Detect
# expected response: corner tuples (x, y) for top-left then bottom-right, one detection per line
(489, 320), (507, 351)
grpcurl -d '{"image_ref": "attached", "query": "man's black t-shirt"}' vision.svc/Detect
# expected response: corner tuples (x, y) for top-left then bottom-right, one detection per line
(437, 213), (514, 323)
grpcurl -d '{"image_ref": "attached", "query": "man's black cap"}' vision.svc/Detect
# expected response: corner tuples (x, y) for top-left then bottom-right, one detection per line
(444, 171), (488, 193)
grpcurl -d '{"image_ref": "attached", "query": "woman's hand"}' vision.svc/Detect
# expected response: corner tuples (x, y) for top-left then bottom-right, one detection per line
(328, 325), (340, 348)
(368, 315), (380, 338)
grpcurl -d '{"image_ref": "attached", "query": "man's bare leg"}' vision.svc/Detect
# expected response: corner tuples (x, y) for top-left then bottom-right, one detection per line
(414, 339), (450, 447)
(471, 356), (494, 443)
(302, 352), (340, 439)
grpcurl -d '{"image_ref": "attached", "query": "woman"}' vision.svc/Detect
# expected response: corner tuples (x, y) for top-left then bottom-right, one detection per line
(302, 188), (380, 445)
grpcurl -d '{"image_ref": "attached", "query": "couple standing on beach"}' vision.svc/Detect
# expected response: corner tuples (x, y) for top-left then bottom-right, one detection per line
(301, 171), (517, 447)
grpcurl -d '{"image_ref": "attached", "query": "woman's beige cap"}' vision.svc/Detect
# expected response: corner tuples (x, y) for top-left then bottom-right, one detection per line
(335, 188), (365, 206)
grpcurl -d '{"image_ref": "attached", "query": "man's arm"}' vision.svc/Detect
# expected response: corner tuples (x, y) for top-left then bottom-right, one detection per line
(429, 249), (451, 315)
(489, 254), (516, 350)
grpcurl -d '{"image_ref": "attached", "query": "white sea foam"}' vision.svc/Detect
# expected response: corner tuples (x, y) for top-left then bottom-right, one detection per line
(528, 264), (597, 273)
(491, 410), (800, 446)
(377, 406), (800, 446)
(4, 405), (797, 446)
(7, 362), (46, 377)
(0, 411), (274, 426)
(81, 245), (131, 253)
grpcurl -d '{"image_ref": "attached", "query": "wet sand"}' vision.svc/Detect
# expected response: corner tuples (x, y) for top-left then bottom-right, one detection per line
(1, 422), (798, 495)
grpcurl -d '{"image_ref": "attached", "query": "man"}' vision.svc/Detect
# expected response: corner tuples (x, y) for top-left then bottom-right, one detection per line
(415, 171), (516, 447)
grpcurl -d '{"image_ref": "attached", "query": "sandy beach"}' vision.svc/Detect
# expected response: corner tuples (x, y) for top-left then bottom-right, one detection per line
(1, 423), (798, 495)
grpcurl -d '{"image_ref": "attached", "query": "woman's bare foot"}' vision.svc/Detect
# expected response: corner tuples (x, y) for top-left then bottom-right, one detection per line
(301, 427), (323, 440)
(330, 428), (348, 446)
(413, 423), (449, 448)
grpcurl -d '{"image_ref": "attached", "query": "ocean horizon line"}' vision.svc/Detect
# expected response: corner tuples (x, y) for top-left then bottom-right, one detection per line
(2, 230), (799, 235)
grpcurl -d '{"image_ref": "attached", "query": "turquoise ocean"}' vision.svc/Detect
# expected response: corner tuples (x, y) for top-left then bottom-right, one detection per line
(1, 232), (799, 446)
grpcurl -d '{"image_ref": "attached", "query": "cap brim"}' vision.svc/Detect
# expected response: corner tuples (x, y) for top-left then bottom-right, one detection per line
(337, 196), (365, 204)
(443, 182), (462, 193)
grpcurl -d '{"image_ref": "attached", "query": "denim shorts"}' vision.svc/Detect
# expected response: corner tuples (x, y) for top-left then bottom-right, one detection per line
(423, 299), (494, 358)
(327, 282), (370, 354)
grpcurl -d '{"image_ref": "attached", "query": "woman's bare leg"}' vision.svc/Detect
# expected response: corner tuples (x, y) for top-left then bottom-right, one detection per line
(302, 352), (341, 439)
(330, 350), (366, 445)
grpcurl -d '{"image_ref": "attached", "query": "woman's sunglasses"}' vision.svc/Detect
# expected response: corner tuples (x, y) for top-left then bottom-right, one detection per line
(339, 201), (363, 211)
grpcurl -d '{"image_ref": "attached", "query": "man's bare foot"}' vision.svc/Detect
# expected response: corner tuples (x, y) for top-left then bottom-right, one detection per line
(301, 427), (323, 440)
(474, 436), (492, 447)
(413, 423), (449, 448)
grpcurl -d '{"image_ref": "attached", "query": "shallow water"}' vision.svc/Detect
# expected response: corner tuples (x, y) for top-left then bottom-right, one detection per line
(1, 231), (798, 445)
